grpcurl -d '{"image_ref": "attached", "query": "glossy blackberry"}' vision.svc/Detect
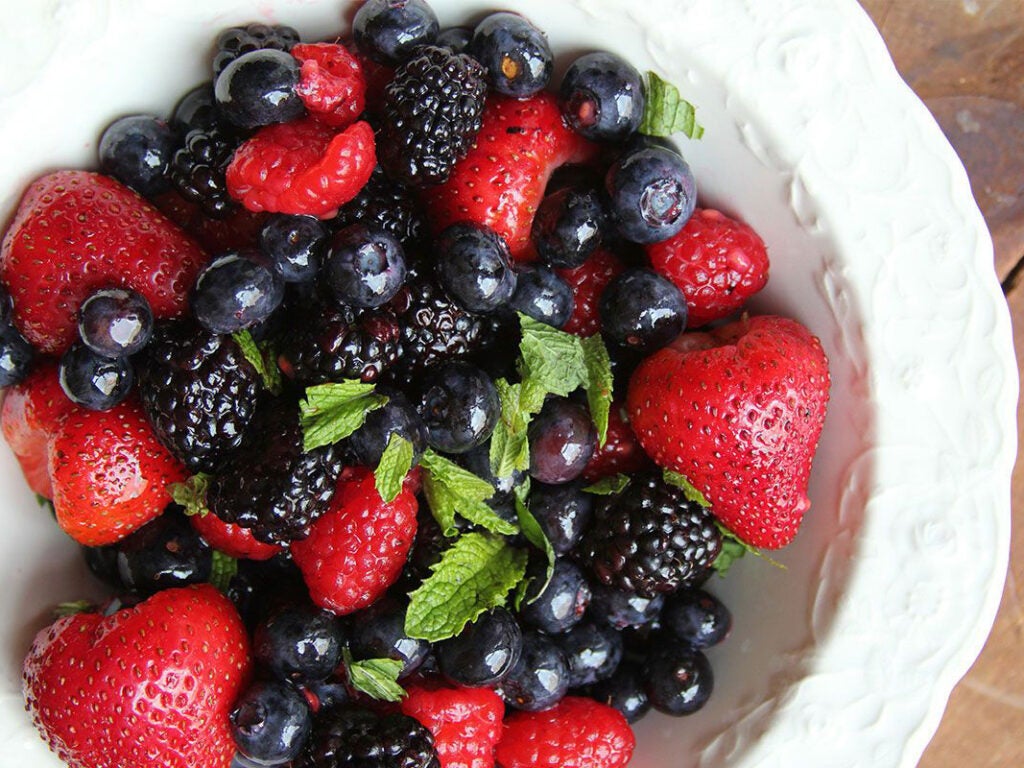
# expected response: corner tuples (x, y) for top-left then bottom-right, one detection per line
(58, 343), (134, 411)
(208, 398), (344, 545)
(214, 23), (301, 76)
(170, 124), (242, 218)
(278, 302), (401, 385)
(333, 168), (426, 247)
(230, 679), (312, 766)
(298, 707), (439, 768)
(137, 323), (261, 473)
(579, 473), (722, 597)
(98, 114), (175, 198)
(115, 507), (212, 593)
(380, 45), (487, 186)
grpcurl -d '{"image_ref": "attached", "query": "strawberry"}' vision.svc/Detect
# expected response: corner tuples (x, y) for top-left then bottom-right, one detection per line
(494, 696), (634, 768)
(627, 315), (830, 548)
(290, 466), (418, 614)
(23, 584), (251, 768)
(400, 681), (504, 768)
(48, 397), (189, 546)
(425, 93), (597, 260)
(189, 511), (284, 561)
(581, 401), (652, 482)
(556, 248), (626, 337)
(646, 208), (769, 327)
(293, 42), (366, 127)
(0, 171), (206, 355)
(1, 362), (72, 498)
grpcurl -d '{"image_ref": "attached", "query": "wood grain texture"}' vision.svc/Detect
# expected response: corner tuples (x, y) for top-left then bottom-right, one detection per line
(857, 1), (1024, 766)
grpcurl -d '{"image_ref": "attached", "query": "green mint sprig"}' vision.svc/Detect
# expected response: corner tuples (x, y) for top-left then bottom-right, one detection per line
(662, 469), (711, 507)
(232, 329), (283, 395)
(420, 450), (518, 536)
(375, 434), (414, 503)
(513, 494), (556, 609)
(583, 473), (631, 496)
(299, 381), (388, 452)
(640, 70), (705, 139)
(209, 551), (238, 593)
(343, 649), (406, 702)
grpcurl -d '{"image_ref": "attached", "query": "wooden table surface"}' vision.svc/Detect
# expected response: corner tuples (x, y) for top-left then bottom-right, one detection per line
(855, 1), (1024, 765)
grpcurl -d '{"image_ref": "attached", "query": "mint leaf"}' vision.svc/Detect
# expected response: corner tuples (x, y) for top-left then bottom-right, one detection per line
(299, 382), (388, 452)
(375, 434), (413, 503)
(232, 329), (282, 394)
(517, 314), (589, 398)
(169, 473), (211, 517)
(209, 551), (238, 592)
(580, 334), (613, 446)
(663, 470), (711, 507)
(54, 600), (97, 618)
(343, 648), (406, 702)
(583, 474), (631, 496)
(405, 532), (528, 642)
(420, 450), (516, 536)
(712, 521), (786, 575)
(640, 71), (704, 139)
(36, 493), (55, 518)
(514, 495), (555, 607)
(489, 379), (533, 479)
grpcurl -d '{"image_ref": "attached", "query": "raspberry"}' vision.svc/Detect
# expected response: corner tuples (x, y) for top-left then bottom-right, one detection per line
(581, 402), (651, 482)
(293, 42), (367, 128)
(290, 468), (418, 615)
(226, 118), (376, 218)
(400, 682), (504, 768)
(494, 697), (634, 768)
(646, 207), (769, 327)
(556, 248), (625, 337)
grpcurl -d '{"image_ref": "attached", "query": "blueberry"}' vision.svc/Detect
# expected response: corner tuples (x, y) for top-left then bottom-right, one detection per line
(254, 603), (346, 682)
(230, 679), (312, 765)
(98, 115), (176, 197)
(460, 440), (526, 497)
(259, 214), (329, 283)
(435, 223), (517, 314)
(588, 584), (664, 630)
(353, 0), (440, 65)
(58, 343), (133, 410)
(323, 225), (407, 308)
(171, 83), (220, 134)
(115, 508), (212, 593)
(350, 388), (427, 467)
(605, 144), (697, 243)
(599, 268), (686, 354)
(215, 48), (305, 130)
(191, 250), (285, 334)
(437, 607), (523, 687)
(470, 12), (552, 97)
(435, 26), (472, 53)
(499, 631), (570, 712)
(520, 559), (591, 635)
(559, 52), (645, 142)
(556, 620), (623, 687)
(527, 398), (596, 484)
(642, 636), (714, 715)
(0, 324), (34, 388)
(532, 187), (607, 269)
(508, 265), (574, 329)
(528, 482), (593, 555)
(588, 660), (651, 723)
(661, 588), (732, 649)
(348, 595), (430, 679)
(416, 362), (500, 454)
(77, 288), (154, 358)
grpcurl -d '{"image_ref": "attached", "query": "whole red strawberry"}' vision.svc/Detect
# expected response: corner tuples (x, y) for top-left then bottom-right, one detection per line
(647, 208), (769, 327)
(291, 467), (418, 614)
(0, 171), (206, 354)
(48, 397), (189, 545)
(495, 696), (634, 768)
(400, 681), (504, 768)
(1, 362), (72, 498)
(426, 93), (596, 260)
(23, 584), (251, 768)
(556, 248), (626, 337)
(627, 315), (830, 548)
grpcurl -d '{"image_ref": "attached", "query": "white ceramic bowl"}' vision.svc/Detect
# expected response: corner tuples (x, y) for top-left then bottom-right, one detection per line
(0, 1), (1015, 766)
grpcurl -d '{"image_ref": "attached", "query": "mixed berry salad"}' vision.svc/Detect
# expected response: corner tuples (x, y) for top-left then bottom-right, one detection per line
(1, 1), (831, 767)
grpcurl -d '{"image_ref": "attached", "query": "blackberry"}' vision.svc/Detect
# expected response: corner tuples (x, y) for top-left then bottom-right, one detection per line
(170, 124), (241, 218)
(379, 45), (487, 186)
(579, 474), (722, 597)
(278, 302), (401, 385)
(214, 23), (301, 76)
(208, 397), (343, 544)
(333, 168), (426, 247)
(298, 707), (439, 768)
(138, 323), (261, 473)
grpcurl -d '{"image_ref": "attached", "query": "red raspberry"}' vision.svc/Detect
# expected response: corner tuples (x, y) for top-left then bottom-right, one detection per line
(582, 401), (652, 482)
(226, 118), (376, 218)
(290, 467), (417, 614)
(646, 208), (769, 327)
(400, 681), (504, 768)
(293, 42), (366, 128)
(556, 249), (625, 337)
(494, 696), (634, 768)
(189, 512), (283, 561)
